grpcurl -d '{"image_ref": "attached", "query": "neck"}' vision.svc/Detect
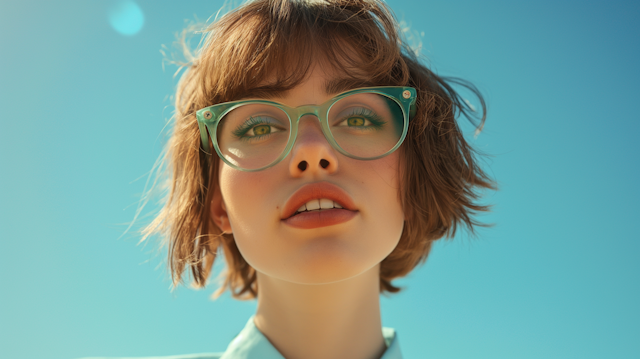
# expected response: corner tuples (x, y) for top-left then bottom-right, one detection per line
(254, 264), (387, 359)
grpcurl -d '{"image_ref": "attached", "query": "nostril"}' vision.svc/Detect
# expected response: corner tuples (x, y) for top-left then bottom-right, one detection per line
(298, 161), (308, 171)
(320, 159), (330, 169)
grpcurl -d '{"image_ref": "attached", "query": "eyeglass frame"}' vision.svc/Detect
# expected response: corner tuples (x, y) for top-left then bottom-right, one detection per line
(195, 86), (417, 172)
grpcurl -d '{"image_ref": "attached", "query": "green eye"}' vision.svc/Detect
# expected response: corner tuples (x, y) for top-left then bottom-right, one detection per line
(232, 116), (285, 141)
(347, 117), (366, 126)
(253, 124), (271, 135)
(334, 107), (386, 131)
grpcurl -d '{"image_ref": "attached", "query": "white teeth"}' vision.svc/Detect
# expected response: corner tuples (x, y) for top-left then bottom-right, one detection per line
(319, 198), (333, 209)
(296, 198), (345, 213)
(305, 199), (321, 211)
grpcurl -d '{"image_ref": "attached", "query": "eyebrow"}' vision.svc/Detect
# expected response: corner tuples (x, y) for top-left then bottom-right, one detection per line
(239, 87), (287, 100)
(324, 77), (377, 95)
(238, 77), (376, 101)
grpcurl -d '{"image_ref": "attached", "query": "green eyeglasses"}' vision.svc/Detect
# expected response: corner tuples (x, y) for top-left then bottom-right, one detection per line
(195, 86), (417, 172)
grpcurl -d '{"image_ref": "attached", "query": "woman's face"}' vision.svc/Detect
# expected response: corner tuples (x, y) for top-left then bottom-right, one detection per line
(213, 63), (405, 284)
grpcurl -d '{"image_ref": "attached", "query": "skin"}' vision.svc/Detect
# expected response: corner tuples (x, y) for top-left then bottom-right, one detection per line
(211, 62), (405, 359)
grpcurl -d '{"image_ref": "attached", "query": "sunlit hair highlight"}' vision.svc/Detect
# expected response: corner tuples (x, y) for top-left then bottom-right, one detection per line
(142, 0), (495, 299)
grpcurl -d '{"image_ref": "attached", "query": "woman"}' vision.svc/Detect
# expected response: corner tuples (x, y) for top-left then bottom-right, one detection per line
(131, 0), (493, 358)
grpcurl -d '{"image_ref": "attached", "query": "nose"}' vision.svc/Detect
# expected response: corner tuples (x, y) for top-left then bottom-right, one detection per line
(288, 116), (338, 177)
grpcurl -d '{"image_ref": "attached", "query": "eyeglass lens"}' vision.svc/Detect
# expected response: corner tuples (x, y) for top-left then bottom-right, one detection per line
(215, 93), (404, 170)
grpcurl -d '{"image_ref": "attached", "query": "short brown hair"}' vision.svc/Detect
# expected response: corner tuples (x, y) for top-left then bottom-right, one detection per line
(142, 0), (495, 299)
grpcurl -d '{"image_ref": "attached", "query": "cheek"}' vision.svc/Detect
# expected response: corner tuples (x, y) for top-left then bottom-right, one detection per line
(217, 164), (285, 268)
(358, 151), (403, 210)
(219, 166), (273, 234)
(373, 151), (404, 226)
(320, 153), (404, 272)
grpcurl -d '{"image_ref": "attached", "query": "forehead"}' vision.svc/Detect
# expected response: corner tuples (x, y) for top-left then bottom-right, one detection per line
(242, 60), (376, 102)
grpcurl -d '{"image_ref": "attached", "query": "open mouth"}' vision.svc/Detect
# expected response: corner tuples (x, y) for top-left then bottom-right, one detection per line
(294, 198), (344, 215)
(281, 182), (358, 229)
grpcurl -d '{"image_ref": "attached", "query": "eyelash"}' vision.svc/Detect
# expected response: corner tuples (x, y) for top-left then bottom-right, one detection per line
(335, 108), (386, 130)
(232, 116), (281, 140)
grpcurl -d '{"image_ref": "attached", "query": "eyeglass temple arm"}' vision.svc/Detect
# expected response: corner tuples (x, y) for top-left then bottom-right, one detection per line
(409, 102), (417, 120)
(198, 121), (213, 153)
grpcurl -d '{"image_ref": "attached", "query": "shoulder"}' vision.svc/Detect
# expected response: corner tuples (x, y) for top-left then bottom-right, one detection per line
(76, 353), (223, 359)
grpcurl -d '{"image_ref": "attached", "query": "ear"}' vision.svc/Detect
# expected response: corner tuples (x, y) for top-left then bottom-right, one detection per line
(211, 185), (233, 234)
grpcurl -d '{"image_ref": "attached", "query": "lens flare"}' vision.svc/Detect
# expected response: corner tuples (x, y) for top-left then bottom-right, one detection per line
(108, 1), (144, 36)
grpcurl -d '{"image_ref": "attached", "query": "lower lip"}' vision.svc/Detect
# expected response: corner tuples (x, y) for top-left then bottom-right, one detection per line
(282, 209), (357, 229)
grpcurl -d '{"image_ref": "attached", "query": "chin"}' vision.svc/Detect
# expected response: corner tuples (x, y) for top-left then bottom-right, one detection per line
(236, 223), (403, 286)
(275, 239), (387, 285)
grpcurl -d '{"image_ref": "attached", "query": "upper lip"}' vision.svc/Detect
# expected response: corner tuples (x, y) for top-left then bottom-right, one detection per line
(281, 182), (357, 220)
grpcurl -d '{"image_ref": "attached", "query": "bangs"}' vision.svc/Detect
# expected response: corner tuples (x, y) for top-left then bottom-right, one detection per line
(196, 0), (410, 105)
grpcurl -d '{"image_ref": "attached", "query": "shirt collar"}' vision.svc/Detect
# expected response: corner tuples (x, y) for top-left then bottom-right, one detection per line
(220, 316), (403, 359)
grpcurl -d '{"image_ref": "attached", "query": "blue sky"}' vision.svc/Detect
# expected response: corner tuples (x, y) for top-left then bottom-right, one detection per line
(1, 0), (638, 358)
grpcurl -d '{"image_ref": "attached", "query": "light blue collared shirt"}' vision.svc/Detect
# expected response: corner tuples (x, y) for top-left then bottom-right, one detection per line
(80, 316), (403, 359)
(218, 316), (402, 359)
